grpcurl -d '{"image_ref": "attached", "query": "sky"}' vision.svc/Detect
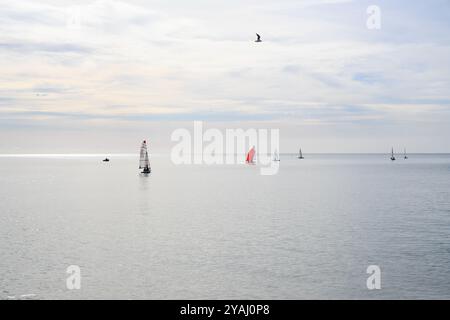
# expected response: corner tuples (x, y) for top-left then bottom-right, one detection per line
(0, 0), (449, 153)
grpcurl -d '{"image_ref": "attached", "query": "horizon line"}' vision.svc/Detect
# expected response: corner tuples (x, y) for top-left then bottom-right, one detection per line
(1, 152), (450, 157)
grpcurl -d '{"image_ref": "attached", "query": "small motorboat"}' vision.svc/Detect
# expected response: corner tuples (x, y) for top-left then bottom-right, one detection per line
(103, 158), (110, 162)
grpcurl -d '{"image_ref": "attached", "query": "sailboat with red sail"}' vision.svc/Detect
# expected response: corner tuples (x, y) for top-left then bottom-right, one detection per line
(246, 146), (256, 164)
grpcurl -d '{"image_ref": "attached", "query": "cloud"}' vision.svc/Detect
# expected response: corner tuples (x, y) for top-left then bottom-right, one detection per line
(0, 41), (92, 54)
(0, 0), (449, 152)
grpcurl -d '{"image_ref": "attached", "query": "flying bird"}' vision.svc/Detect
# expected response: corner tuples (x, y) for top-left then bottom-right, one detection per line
(255, 33), (262, 42)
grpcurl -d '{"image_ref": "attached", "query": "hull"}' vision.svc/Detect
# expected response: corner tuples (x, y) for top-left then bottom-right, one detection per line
(142, 167), (151, 174)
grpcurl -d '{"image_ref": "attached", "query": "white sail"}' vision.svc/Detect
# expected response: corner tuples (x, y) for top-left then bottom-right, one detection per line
(139, 140), (150, 170)
(273, 149), (280, 161)
(144, 150), (150, 167)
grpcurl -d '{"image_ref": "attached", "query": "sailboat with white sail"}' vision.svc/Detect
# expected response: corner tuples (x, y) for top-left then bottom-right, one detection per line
(246, 146), (256, 164)
(273, 149), (280, 161)
(390, 147), (396, 161)
(298, 148), (304, 159)
(139, 140), (151, 174)
(404, 148), (408, 159)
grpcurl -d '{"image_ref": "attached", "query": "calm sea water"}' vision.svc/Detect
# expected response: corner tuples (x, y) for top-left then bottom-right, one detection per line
(0, 154), (449, 299)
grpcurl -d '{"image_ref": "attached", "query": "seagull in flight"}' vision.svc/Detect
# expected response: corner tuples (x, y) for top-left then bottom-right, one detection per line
(255, 33), (262, 42)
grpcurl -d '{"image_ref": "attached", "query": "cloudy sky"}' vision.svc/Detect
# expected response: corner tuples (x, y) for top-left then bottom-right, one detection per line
(0, 0), (449, 153)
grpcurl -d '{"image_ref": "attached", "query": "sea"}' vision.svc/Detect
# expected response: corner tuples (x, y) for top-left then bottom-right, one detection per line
(0, 154), (449, 299)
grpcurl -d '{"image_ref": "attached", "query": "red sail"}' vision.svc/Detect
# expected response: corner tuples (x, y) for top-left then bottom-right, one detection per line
(246, 147), (255, 163)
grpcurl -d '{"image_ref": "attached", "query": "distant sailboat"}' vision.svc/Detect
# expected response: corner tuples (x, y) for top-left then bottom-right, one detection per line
(390, 147), (396, 161)
(273, 149), (280, 161)
(139, 140), (151, 174)
(404, 148), (408, 159)
(246, 146), (256, 164)
(298, 148), (304, 159)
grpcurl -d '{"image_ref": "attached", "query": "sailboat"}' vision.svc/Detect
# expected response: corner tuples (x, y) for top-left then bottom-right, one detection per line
(404, 148), (408, 159)
(298, 148), (304, 159)
(246, 146), (256, 164)
(273, 149), (280, 161)
(139, 140), (151, 174)
(390, 147), (396, 161)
